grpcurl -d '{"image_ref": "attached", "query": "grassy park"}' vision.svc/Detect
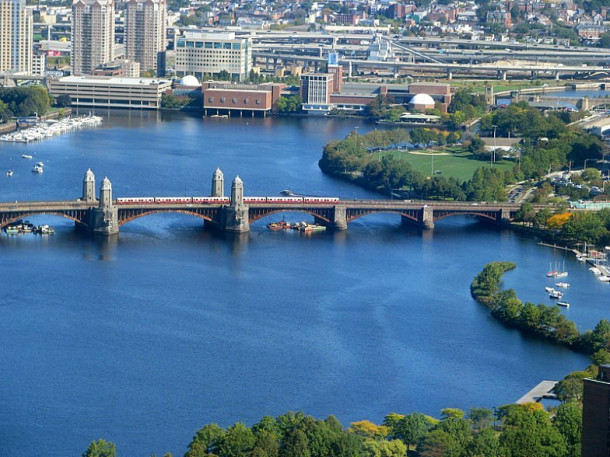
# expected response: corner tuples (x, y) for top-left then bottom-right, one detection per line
(379, 147), (516, 181)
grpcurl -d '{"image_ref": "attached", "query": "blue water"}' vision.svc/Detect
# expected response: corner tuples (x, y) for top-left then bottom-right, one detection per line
(0, 112), (604, 457)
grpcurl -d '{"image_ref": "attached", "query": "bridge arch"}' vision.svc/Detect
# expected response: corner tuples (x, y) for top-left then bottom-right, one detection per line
(433, 211), (500, 223)
(346, 209), (419, 224)
(118, 209), (215, 226)
(248, 208), (331, 224)
(0, 211), (86, 229)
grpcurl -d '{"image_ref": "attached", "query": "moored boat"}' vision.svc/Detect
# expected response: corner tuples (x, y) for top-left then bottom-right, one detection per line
(555, 282), (570, 288)
(31, 164), (43, 173)
(545, 286), (555, 293)
(549, 290), (564, 299)
(556, 301), (570, 308)
(22, 154), (32, 159)
(6, 170), (13, 177)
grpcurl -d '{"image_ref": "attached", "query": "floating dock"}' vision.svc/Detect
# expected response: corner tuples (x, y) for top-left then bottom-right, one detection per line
(516, 380), (558, 404)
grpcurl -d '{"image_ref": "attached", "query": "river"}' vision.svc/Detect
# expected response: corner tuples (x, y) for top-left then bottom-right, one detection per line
(0, 111), (603, 457)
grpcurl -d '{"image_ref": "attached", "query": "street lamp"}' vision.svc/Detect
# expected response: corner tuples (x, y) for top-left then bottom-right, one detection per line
(491, 125), (498, 167)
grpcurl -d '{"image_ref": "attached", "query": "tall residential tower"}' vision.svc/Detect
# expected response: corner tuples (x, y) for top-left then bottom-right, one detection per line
(0, 0), (32, 74)
(125, 0), (166, 75)
(71, 0), (115, 75)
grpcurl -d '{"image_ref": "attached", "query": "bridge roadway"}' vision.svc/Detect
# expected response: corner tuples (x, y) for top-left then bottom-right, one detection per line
(0, 198), (528, 234)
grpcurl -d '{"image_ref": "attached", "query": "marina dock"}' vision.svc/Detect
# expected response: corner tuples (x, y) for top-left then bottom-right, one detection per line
(516, 380), (558, 404)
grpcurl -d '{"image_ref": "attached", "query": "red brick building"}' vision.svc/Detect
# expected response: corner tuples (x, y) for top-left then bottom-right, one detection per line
(202, 82), (285, 117)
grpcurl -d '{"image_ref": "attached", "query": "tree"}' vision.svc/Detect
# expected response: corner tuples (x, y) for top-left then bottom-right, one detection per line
(218, 422), (256, 457)
(82, 439), (116, 457)
(553, 402), (582, 457)
(281, 429), (310, 457)
(187, 423), (225, 455)
(394, 413), (429, 451)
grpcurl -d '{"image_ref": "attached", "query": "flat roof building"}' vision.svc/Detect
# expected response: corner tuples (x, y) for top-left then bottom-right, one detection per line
(582, 364), (610, 457)
(175, 31), (252, 82)
(0, 0), (33, 74)
(48, 75), (171, 109)
(126, 0), (166, 75)
(71, 0), (115, 75)
(202, 82), (284, 117)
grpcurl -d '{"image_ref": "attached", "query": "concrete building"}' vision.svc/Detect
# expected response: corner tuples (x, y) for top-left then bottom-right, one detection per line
(175, 31), (252, 82)
(300, 73), (333, 113)
(0, 0), (32, 74)
(48, 75), (171, 109)
(32, 54), (45, 75)
(125, 0), (166, 75)
(582, 364), (610, 457)
(71, 0), (115, 76)
(202, 81), (284, 117)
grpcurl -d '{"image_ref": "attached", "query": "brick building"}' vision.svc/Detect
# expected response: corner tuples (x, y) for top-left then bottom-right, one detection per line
(202, 82), (284, 117)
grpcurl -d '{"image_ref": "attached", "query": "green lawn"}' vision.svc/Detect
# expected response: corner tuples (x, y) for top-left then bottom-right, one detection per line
(379, 148), (515, 181)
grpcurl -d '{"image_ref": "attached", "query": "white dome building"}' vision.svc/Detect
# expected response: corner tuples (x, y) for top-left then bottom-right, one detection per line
(178, 75), (201, 87)
(409, 93), (435, 111)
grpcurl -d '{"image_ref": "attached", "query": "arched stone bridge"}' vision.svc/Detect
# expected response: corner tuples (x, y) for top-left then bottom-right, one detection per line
(0, 169), (539, 236)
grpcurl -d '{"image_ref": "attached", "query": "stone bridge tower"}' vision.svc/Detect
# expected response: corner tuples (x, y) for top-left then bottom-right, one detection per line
(90, 177), (119, 235)
(220, 175), (249, 232)
(83, 169), (96, 203)
(212, 168), (224, 197)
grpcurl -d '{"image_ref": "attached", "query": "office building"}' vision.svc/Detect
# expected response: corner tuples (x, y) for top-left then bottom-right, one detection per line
(125, 0), (166, 75)
(71, 0), (115, 76)
(0, 0), (32, 74)
(300, 73), (333, 113)
(48, 76), (171, 109)
(582, 364), (610, 457)
(175, 31), (252, 82)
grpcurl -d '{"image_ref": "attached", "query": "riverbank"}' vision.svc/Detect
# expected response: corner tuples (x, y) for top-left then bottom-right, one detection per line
(471, 261), (609, 360)
(0, 108), (72, 135)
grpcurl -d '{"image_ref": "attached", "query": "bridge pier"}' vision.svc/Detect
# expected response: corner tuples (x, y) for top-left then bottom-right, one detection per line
(498, 208), (511, 226)
(410, 206), (434, 229)
(331, 205), (348, 230)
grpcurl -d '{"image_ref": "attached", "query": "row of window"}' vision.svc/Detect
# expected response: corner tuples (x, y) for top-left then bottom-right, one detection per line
(177, 40), (242, 50)
(207, 97), (262, 104)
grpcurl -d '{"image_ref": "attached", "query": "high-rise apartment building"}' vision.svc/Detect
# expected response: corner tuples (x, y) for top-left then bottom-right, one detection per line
(175, 31), (252, 82)
(0, 0), (32, 74)
(582, 364), (610, 457)
(125, 0), (166, 75)
(71, 0), (115, 76)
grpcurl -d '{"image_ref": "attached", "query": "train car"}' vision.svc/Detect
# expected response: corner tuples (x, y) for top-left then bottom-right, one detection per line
(303, 197), (340, 203)
(154, 197), (193, 204)
(265, 196), (304, 203)
(243, 197), (268, 203)
(192, 196), (230, 204)
(116, 197), (155, 205)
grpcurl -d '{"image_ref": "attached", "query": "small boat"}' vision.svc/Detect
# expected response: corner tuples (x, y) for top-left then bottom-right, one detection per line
(597, 275), (610, 282)
(36, 161), (44, 167)
(267, 220), (292, 231)
(31, 164), (43, 173)
(21, 154), (32, 159)
(555, 282), (570, 288)
(6, 170), (13, 177)
(36, 224), (54, 235)
(299, 223), (326, 232)
(590, 267), (602, 275)
(556, 301), (570, 308)
(555, 261), (568, 278)
(576, 254), (586, 262)
(545, 286), (556, 293)
(549, 290), (564, 299)
(280, 189), (295, 196)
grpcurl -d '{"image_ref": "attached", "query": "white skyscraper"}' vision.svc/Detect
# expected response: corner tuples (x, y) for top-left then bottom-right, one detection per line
(125, 0), (166, 75)
(0, 0), (33, 74)
(71, 0), (115, 76)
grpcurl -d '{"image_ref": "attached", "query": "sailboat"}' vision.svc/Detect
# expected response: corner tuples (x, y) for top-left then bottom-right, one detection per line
(546, 262), (557, 277)
(555, 261), (568, 278)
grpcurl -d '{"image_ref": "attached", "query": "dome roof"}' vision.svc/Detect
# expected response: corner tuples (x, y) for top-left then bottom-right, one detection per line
(409, 93), (435, 106)
(179, 75), (201, 87)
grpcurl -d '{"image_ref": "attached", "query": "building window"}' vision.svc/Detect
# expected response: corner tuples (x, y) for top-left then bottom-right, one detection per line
(232, 98), (237, 104)
(220, 97), (225, 102)
(208, 97), (214, 102)
(255, 99), (260, 104)
(244, 98), (249, 104)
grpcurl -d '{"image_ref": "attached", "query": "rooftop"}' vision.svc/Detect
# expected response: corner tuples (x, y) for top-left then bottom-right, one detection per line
(53, 76), (172, 86)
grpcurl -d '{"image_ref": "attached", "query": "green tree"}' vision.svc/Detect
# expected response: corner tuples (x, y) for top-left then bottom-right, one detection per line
(218, 422), (256, 457)
(553, 402), (582, 457)
(82, 439), (116, 457)
(394, 413), (429, 451)
(187, 423), (225, 456)
(281, 429), (310, 457)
